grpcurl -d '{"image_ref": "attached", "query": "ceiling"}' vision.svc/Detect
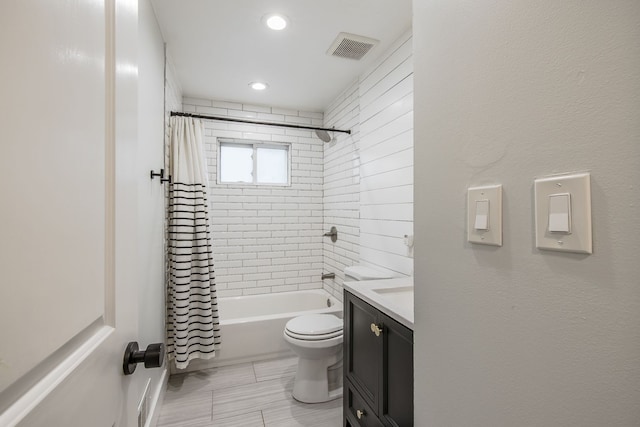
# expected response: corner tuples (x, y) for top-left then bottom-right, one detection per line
(150, 0), (412, 112)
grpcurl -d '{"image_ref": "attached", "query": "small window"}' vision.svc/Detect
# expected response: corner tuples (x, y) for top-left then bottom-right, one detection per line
(218, 139), (290, 185)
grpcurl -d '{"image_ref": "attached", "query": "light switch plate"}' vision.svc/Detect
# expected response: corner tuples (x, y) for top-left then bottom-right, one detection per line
(467, 185), (502, 246)
(534, 172), (592, 254)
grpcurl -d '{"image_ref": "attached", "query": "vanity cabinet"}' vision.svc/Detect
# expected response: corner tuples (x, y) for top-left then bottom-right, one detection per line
(344, 291), (413, 427)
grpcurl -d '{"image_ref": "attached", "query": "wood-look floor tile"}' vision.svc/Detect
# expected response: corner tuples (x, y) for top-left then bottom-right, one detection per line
(157, 390), (213, 426)
(211, 376), (293, 422)
(167, 362), (256, 396)
(159, 356), (343, 427)
(262, 396), (342, 427)
(211, 410), (265, 427)
(156, 416), (214, 427)
(158, 410), (265, 427)
(253, 356), (298, 382)
(262, 399), (342, 427)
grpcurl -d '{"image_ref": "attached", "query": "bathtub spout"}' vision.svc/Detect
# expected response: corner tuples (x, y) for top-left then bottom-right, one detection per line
(321, 273), (336, 280)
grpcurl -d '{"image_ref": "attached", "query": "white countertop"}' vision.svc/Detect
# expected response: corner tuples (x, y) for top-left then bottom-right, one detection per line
(343, 277), (414, 330)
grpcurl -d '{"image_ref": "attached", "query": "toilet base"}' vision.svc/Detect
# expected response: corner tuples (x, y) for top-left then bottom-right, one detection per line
(291, 356), (343, 403)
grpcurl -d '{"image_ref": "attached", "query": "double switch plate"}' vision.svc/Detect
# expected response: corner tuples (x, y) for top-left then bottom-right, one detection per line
(467, 172), (592, 254)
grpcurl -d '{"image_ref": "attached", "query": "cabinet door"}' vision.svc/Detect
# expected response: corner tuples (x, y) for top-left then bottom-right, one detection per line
(345, 380), (385, 427)
(345, 292), (382, 413)
(381, 314), (414, 427)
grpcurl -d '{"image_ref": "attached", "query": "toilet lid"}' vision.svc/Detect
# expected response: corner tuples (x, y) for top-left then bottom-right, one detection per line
(285, 314), (343, 337)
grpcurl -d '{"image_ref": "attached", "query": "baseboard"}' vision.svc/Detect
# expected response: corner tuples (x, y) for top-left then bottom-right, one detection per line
(146, 367), (168, 427)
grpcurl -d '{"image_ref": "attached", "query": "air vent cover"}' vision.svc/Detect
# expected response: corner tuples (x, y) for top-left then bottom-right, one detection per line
(327, 32), (379, 60)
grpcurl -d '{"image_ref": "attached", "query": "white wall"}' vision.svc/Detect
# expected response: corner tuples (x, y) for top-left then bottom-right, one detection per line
(323, 31), (414, 299)
(181, 98), (325, 297)
(358, 32), (413, 276)
(165, 55), (183, 155)
(413, 1), (640, 426)
(138, 0), (168, 424)
(322, 81), (361, 299)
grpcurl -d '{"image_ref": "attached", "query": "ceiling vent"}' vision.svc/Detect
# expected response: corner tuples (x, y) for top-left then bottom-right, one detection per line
(327, 32), (379, 60)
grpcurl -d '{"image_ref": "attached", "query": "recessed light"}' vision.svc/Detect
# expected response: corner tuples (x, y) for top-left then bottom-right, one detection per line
(249, 81), (268, 91)
(264, 14), (288, 31)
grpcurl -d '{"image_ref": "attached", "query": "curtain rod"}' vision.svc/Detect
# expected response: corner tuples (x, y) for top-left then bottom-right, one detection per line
(170, 111), (351, 135)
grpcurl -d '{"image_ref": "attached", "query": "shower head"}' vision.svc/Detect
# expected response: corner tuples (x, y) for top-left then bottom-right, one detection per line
(315, 129), (332, 143)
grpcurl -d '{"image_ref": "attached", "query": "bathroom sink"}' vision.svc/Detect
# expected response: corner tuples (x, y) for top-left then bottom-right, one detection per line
(372, 286), (414, 310)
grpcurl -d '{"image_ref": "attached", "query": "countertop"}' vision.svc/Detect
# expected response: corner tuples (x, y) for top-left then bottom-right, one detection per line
(343, 276), (414, 330)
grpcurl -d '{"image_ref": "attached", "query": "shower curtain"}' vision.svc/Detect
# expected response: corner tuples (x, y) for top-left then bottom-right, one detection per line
(167, 116), (220, 369)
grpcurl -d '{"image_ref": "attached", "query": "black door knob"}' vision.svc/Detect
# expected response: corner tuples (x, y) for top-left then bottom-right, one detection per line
(123, 341), (165, 375)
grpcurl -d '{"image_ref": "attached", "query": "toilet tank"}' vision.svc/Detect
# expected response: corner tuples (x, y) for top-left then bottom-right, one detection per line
(344, 265), (393, 282)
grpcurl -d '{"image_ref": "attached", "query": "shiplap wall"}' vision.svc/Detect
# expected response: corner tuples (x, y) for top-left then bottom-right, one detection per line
(358, 31), (413, 276)
(323, 30), (413, 299)
(181, 98), (325, 297)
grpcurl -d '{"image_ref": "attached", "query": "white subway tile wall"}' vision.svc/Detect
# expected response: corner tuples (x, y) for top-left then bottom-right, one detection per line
(322, 80), (361, 301)
(181, 98), (325, 297)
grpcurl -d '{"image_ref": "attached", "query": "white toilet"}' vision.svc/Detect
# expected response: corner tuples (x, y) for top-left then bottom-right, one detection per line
(284, 314), (343, 403)
(283, 265), (393, 403)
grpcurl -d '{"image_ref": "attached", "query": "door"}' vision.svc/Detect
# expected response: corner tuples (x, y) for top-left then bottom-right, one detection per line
(0, 1), (140, 426)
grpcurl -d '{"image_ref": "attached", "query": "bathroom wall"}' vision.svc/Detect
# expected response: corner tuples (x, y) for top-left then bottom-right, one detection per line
(323, 30), (414, 300)
(164, 54), (183, 163)
(357, 32), (413, 276)
(413, 1), (640, 426)
(138, 0), (171, 423)
(321, 81), (361, 299)
(181, 98), (325, 297)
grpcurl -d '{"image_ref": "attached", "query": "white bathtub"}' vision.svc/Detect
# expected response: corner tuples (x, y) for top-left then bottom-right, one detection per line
(174, 289), (342, 373)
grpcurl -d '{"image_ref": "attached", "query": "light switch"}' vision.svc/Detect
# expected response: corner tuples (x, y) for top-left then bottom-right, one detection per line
(534, 172), (591, 254)
(474, 200), (489, 230)
(467, 185), (502, 246)
(548, 193), (571, 233)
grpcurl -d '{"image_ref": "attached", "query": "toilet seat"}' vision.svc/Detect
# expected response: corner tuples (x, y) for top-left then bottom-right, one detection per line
(285, 314), (343, 341)
(285, 329), (342, 341)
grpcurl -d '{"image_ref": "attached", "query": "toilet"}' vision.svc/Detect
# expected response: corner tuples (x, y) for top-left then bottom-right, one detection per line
(283, 265), (393, 403)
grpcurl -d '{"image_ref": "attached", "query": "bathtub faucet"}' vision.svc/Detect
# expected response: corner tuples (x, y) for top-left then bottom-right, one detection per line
(321, 272), (336, 280)
(323, 226), (338, 243)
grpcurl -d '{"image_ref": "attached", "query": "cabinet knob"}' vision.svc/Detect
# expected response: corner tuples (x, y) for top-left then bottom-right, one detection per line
(356, 409), (366, 419)
(370, 323), (382, 337)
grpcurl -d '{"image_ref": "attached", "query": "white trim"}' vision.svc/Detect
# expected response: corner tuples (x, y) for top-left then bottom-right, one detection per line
(146, 368), (168, 427)
(0, 326), (114, 427)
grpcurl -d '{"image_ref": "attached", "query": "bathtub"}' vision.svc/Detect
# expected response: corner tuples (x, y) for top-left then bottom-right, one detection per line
(174, 289), (342, 373)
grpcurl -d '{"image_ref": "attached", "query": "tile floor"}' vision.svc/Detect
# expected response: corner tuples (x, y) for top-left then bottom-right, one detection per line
(157, 356), (342, 427)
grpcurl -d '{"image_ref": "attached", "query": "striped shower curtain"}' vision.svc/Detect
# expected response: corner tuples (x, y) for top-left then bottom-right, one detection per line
(167, 116), (220, 369)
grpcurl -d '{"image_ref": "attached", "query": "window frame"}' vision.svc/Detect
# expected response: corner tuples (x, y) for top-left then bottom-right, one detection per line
(217, 137), (292, 187)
